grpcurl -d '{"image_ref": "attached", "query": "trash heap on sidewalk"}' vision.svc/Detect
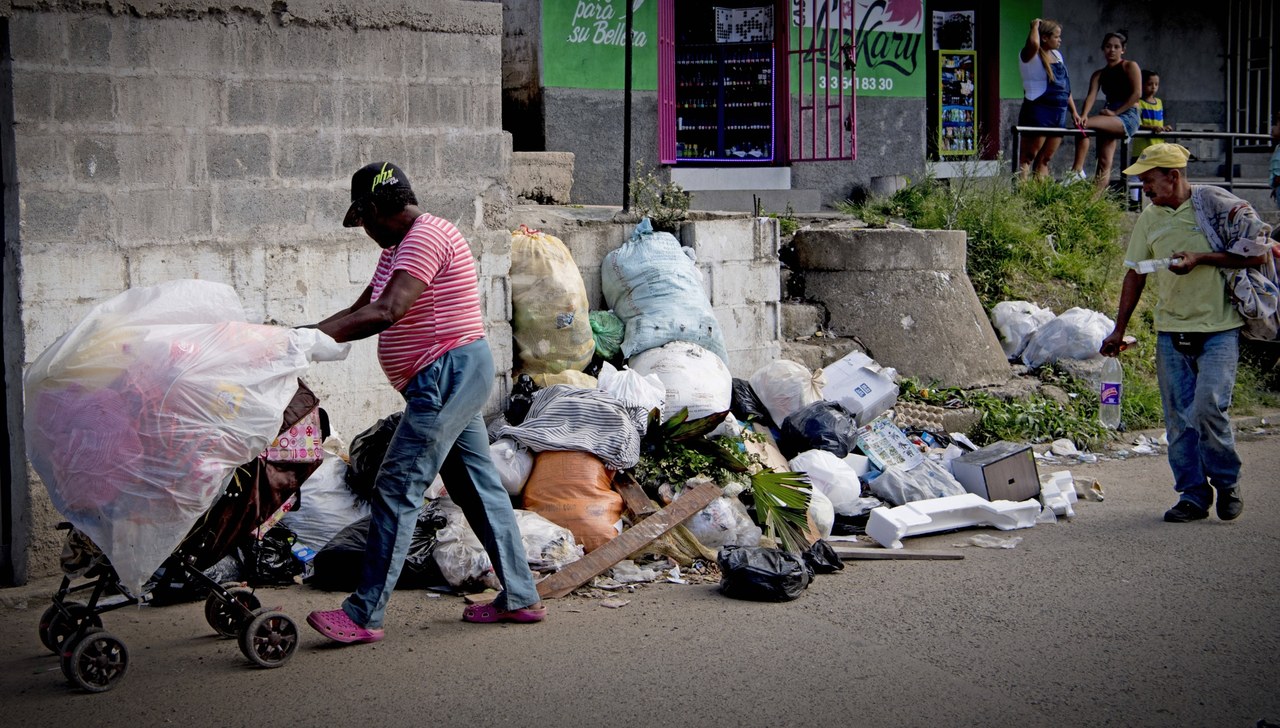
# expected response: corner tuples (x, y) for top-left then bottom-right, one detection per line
(258, 219), (1108, 604)
(69, 223), (1113, 608)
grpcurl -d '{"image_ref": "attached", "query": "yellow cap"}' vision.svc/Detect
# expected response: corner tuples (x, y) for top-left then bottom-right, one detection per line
(1122, 143), (1191, 175)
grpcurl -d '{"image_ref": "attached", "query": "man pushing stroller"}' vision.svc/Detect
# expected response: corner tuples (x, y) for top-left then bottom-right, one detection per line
(303, 163), (544, 644)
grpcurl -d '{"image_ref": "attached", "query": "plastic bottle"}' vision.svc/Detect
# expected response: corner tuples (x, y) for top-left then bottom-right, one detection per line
(1099, 356), (1123, 430)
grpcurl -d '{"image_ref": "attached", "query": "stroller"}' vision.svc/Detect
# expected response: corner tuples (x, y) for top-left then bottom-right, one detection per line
(37, 382), (327, 693)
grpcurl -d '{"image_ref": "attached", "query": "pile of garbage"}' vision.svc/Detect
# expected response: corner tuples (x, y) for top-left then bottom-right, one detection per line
(225, 220), (1098, 603)
(39, 223), (1108, 607)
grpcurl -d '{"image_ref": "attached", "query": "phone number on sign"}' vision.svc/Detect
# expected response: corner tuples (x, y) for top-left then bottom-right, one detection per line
(816, 76), (894, 91)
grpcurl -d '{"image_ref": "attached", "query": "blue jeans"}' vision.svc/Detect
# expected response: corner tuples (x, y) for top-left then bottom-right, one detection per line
(1156, 329), (1243, 510)
(343, 340), (539, 628)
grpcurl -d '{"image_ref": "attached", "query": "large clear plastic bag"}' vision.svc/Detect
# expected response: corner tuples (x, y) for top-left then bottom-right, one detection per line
(1020, 307), (1115, 368)
(23, 280), (349, 594)
(989, 301), (1056, 360)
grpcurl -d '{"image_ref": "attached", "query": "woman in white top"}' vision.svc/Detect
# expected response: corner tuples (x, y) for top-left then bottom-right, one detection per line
(1017, 18), (1079, 179)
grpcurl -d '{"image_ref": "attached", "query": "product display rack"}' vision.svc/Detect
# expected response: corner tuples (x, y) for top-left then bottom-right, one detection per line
(938, 50), (977, 157)
(674, 42), (775, 162)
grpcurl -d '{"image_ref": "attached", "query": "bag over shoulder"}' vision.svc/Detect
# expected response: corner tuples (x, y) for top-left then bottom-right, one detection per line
(1189, 185), (1279, 340)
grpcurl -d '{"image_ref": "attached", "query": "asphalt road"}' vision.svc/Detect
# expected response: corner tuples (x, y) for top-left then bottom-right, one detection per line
(2, 429), (1277, 728)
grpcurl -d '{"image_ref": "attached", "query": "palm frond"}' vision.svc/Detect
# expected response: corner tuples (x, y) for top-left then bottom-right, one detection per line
(749, 470), (813, 554)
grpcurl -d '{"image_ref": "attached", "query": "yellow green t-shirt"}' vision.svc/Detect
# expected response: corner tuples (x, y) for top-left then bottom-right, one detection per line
(1124, 200), (1242, 332)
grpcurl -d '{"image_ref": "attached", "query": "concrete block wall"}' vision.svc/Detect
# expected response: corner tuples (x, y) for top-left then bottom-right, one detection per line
(505, 206), (781, 378)
(4, 1), (513, 581)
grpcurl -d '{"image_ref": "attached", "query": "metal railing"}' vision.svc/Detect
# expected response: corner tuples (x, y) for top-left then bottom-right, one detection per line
(1009, 126), (1275, 193)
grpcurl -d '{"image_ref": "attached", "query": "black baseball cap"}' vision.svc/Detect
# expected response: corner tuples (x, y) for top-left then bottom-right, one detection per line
(343, 161), (414, 227)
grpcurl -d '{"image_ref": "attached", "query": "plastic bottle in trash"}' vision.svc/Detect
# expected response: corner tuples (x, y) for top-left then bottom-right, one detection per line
(1099, 356), (1123, 430)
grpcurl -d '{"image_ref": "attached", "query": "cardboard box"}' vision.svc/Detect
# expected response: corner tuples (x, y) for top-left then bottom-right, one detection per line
(950, 441), (1040, 502)
(821, 351), (899, 426)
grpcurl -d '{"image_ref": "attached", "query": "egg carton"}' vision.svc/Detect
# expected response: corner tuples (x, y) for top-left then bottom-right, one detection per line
(892, 401), (947, 432)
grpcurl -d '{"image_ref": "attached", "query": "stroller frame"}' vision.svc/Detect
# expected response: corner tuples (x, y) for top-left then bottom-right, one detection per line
(37, 382), (324, 693)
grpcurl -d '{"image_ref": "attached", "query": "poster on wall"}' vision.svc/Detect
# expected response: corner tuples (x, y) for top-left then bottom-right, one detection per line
(931, 11), (974, 51)
(938, 50), (977, 156)
(543, 0), (659, 90)
(790, 0), (925, 97)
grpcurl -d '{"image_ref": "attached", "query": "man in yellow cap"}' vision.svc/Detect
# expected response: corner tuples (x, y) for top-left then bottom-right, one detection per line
(1100, 143), (1269, 523)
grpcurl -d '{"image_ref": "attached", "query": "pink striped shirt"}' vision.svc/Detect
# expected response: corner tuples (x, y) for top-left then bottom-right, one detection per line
(370, 214), (485, 390)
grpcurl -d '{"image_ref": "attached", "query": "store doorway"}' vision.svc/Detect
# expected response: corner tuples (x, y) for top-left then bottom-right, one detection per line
(924, 0), (1000, 161)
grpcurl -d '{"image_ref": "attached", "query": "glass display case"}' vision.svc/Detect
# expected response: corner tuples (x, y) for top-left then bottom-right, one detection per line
(674, 42), (776, 162)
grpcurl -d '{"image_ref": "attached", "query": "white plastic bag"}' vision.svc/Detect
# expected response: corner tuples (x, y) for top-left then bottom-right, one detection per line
(23, 280), (350, 593)
(684, 494), (762, 549)
(788, 449), (864, 516)
(990, 301), (1056, 359)
(432, 499), (583, 589)
(868, 458), (967, 506)
(750, 360), (827, 426)
(807, 487), (835, 539)
(1020, 307), (1115, 368)
(489, 438), (534, 496)
(280, 455), (370, 551)
(628, 341), (732, 421)
(597, 361), (667, 421)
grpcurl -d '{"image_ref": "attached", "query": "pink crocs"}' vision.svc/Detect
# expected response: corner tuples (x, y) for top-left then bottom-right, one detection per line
(306, 609), (385, 644)
(462, 602), (546, 624)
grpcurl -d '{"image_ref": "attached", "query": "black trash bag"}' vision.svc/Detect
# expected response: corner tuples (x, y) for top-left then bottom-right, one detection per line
(240, 525), (304, 586)
(506, 374), (540, 425)
(307, 501), (449, 592)
(716, 545), (811, 602)
(345, 411), (403, 507)
(831, 510), (874, 536)
(145, 552), (244, 606)
(778, 400), (860, 460)
(730, 378), (772, 425)
(803, 539), (845, 574)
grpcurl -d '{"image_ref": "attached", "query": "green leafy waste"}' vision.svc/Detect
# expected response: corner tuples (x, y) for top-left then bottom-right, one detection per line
(631, 408), (813, 554)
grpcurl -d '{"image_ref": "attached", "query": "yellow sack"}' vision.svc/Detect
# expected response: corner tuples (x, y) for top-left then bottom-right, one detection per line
(510, 225), (594, 375)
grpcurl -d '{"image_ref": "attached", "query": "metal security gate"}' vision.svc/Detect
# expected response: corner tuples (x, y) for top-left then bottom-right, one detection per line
(788, 0), (857, 160)
(1226, 0), (1277, 149)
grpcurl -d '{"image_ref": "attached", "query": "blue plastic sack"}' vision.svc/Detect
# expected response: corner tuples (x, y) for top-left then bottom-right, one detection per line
(601, 218), (729, 364)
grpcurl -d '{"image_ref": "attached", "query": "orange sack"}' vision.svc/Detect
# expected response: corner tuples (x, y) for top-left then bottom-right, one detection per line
(521, 450), (622, 552)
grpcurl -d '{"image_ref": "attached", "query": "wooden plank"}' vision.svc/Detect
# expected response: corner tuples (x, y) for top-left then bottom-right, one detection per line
(830, 545), (964, 561)
(612, 471), (658, 518)
(536, 480), (721, 599)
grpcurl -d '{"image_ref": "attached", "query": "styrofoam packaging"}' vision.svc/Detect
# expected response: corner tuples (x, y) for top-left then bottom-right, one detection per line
(821, 350), (900, 426)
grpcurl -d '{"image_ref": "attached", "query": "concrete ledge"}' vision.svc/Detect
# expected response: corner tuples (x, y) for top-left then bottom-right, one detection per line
(511, 152), (575, 205)
(792, 228), (968, 271)
(792, 227), (1008, 388)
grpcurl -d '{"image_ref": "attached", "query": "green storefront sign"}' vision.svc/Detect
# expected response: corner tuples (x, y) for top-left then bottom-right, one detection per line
(543, 0), (659, 90)
(541, 0), (1036, 99)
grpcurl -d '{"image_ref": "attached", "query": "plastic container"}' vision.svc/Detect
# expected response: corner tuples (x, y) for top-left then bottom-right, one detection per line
(1099, 356), (1123, 430)
(820, 351), (900, 426)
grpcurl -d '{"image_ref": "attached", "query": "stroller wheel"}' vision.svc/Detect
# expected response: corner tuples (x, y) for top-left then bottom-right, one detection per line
(205, 586), (261, 638)
(43, 601), (103, 653)
(238, 608), (298, 669)
(63, 629), (128, 693)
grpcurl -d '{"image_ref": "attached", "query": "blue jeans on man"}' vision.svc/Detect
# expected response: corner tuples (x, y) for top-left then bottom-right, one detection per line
(1156, 328), (1242, 512)
(342, 339), (539, 629)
